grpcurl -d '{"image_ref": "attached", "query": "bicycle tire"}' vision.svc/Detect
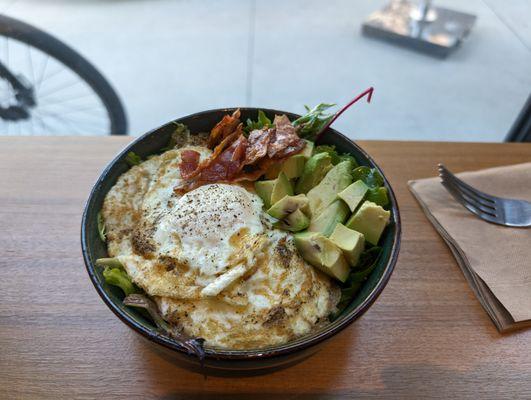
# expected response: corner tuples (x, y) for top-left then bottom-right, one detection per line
(0, 14), (127, 135)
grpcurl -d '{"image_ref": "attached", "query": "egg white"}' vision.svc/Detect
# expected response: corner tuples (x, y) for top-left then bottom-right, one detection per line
(102, 142), (340, 349)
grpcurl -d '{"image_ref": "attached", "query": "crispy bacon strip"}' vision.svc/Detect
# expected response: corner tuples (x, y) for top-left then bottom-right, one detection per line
(201, 135), (248, 181)
(244, 128), (272, 165)
(175, 135), (251, 194)
(267, 115), (304, 159)
(179, 150), (201, 179)
(273, 114), (292, 128)
(235, 157), (276, 181)
(207, 109), (241, 148)
(175, 111), (306, 194)
(175, 156), (273, 194)
(270, 139), (306, 160)
(227, 135), (248, 177)
(182, 123), (243, 180)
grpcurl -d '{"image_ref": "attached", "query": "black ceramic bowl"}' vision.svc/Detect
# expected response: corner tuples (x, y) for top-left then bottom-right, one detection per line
(81, 108), (401, 373)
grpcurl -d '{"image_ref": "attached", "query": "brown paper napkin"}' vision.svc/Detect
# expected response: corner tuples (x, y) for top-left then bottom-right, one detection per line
(409, 162), (531, 332)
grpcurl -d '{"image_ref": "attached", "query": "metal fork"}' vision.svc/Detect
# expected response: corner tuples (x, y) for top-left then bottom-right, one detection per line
(438, 164), (531, 227)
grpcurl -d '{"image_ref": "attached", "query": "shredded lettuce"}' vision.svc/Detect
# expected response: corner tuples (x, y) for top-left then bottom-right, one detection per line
(103, 266), (138, 296)
(334, 247), (383, 314)
(125, 151), (142, 167)
(161, 123), (190, 152)
(292, 103), (335, 141)
(313, 145), (340, 164)
(245, 110), (272, 133)
(96, 257), (124, 269)
(97, 211), (106, 242)
(351, 166), (388, 206)
(337, 153), (359, 167)
(351, 166), (384, 188)
(314, 144), (358, 167)
(366, 186), (389, 207)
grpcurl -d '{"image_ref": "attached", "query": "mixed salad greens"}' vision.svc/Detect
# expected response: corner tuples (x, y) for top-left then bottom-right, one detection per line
(246, 108), (390, 315)
(97, 103), (390, 343)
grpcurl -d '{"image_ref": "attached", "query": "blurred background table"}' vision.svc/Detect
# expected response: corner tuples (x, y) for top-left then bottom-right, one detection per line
(0, 137), (530, 399)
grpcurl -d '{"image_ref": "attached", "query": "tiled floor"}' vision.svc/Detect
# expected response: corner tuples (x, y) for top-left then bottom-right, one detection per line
(1, 0), (530, 141)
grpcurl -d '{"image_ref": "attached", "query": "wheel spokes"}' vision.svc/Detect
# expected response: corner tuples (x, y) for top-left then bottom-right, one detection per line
(0, 34), (113, 136)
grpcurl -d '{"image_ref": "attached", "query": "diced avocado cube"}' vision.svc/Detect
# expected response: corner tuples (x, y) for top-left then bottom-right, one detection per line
(267, 194), (309, 219)
(293, 231), (350, 282)
(308, 199), (349, 237)
(265, 154), (307, 180)
(293, 232), (323, 269)
(307, 160), (353, 217)
(329, 223), (365, 266)
(338, 180), (369, 212)
(282, 154), (306, 179)
(271, 172), (293, 204)
(254, 179), (276, 208)
(346, 201), (390, 245)
(300, 140), (314, 159)
(295, 152), (333, 195)
(273, 208), (310, 232)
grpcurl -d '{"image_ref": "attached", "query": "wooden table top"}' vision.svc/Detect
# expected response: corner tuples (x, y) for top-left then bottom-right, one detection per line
(1, 137), (530, 399)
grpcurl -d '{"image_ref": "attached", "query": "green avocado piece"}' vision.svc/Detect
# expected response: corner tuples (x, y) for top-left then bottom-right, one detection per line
(254, 179), (276, 208)
(295, 152), (333, 194)
(282, 154), (306, 179)
(293, 231), (350, 282)
(267, 194), (309, 219)
(265, 154), (307, 180)
(273, 208), (310, 232)
(329, 223), (365, 266)
(265, 140), (313, 180)
(308, 199), (349, 237)
(307, 160), (353, 217)
(338, 180), (369, 212)
(271, 172), (293, 205)
(346, 201), (390, 245)
(300, 140), (315, 159)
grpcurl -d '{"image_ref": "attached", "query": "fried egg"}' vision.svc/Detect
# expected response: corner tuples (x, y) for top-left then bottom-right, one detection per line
(102, 141), (339, 349)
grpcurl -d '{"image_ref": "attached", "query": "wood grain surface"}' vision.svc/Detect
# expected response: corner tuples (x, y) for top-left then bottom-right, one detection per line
(1, 137), (530, 400)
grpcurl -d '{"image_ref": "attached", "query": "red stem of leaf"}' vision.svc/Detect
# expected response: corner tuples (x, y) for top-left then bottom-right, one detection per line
(315, 87), (374, 142)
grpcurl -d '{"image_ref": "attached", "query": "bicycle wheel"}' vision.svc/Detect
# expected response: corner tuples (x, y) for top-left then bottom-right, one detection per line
(0, 14), (127, 135)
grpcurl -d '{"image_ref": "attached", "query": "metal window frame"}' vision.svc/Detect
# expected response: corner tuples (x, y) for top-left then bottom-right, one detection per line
(506, 94), (531, 142)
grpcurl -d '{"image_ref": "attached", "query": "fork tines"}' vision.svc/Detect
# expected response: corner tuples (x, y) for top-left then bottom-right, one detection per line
(438, 164), (500, 224)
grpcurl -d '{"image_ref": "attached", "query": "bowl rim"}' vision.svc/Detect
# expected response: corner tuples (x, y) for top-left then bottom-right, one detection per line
(81, 107), (401, 361)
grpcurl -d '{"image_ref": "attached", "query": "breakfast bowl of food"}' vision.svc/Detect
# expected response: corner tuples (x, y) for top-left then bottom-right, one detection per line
(81, 102), (401, 373)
